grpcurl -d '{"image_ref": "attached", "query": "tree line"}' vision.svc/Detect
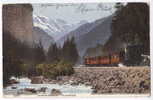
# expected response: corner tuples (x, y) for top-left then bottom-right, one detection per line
(3, 31), (79, 86)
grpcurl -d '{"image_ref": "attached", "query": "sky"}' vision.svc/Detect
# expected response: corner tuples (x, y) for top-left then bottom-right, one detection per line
(33, 3), (116, 24)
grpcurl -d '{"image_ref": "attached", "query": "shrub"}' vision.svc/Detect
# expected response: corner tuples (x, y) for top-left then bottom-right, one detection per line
(36, 60), (74, 79)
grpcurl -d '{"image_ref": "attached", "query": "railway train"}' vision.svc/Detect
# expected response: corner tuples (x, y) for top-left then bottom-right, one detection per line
(84, 45), (144, 66)
(84, 52), (125, 66)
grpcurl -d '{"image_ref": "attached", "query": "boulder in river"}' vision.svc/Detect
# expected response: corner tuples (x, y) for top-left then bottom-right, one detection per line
(24, 88), (37, 93)
(38, 87), (47, 92)
(11, 86), (17, 89)
(51, 89), (62, 96)
(31, 76), (44, 84)
(9, 79), (19, 84)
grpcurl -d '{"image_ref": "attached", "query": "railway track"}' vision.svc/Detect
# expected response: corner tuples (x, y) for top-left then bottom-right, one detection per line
(74, 65), (149, 69)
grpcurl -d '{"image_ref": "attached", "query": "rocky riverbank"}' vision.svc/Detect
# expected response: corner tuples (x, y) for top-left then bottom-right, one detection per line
(34, 66), (150, 94)
(74, 67), (150, 94)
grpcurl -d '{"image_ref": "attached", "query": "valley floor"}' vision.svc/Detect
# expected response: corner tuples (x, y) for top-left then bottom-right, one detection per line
(47, 66), (150, 94)
(4, 66), (151, 97)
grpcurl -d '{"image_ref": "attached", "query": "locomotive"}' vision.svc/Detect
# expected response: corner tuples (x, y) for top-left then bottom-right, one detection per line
(84, 45), (144, 66)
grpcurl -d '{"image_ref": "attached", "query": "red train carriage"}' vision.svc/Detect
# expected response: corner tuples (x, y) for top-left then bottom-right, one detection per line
(85, 57), (99, 65)
(84, 45), (144, 66)
(99, 56), (110, 65)
(84, 52), (123, 66)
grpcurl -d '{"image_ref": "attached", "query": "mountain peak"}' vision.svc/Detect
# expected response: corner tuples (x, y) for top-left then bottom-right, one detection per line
(33, 15), (88, 41)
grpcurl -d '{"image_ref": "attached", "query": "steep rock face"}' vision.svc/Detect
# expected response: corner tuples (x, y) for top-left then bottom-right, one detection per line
(3, 4), (34, 43)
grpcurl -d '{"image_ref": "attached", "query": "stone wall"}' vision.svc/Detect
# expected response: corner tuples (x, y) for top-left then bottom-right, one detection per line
(3, 4), (34, 43)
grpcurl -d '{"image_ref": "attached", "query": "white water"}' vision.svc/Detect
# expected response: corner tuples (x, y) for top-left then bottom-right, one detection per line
(4, 77), (93, 96)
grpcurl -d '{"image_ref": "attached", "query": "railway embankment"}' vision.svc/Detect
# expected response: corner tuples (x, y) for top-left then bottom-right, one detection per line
(36, 66), (150, 94)
(73, 67), (150, 94)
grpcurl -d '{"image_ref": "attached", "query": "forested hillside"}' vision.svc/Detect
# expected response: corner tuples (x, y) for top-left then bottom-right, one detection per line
(104, 3), (149, 54)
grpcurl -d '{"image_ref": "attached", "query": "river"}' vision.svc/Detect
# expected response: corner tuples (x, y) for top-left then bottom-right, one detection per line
(3, 77), (93, 96)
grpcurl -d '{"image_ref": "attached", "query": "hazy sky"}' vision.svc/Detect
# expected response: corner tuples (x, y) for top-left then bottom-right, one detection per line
(33, 3), (116, 24)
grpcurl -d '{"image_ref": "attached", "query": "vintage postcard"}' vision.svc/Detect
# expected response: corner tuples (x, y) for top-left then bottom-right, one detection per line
(2, 1), (150, 97)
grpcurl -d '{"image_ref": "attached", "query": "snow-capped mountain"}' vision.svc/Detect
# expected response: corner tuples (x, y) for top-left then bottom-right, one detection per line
(33, 15), (87, 41)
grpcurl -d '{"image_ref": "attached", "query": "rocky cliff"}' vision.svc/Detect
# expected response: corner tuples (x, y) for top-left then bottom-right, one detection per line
(3, 4), (54, 49)
(3, 4), (34, 43)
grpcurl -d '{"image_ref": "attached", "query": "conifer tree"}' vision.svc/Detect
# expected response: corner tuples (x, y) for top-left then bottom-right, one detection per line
(62, 37), (79, 64)
(47, 43), (59, 63)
